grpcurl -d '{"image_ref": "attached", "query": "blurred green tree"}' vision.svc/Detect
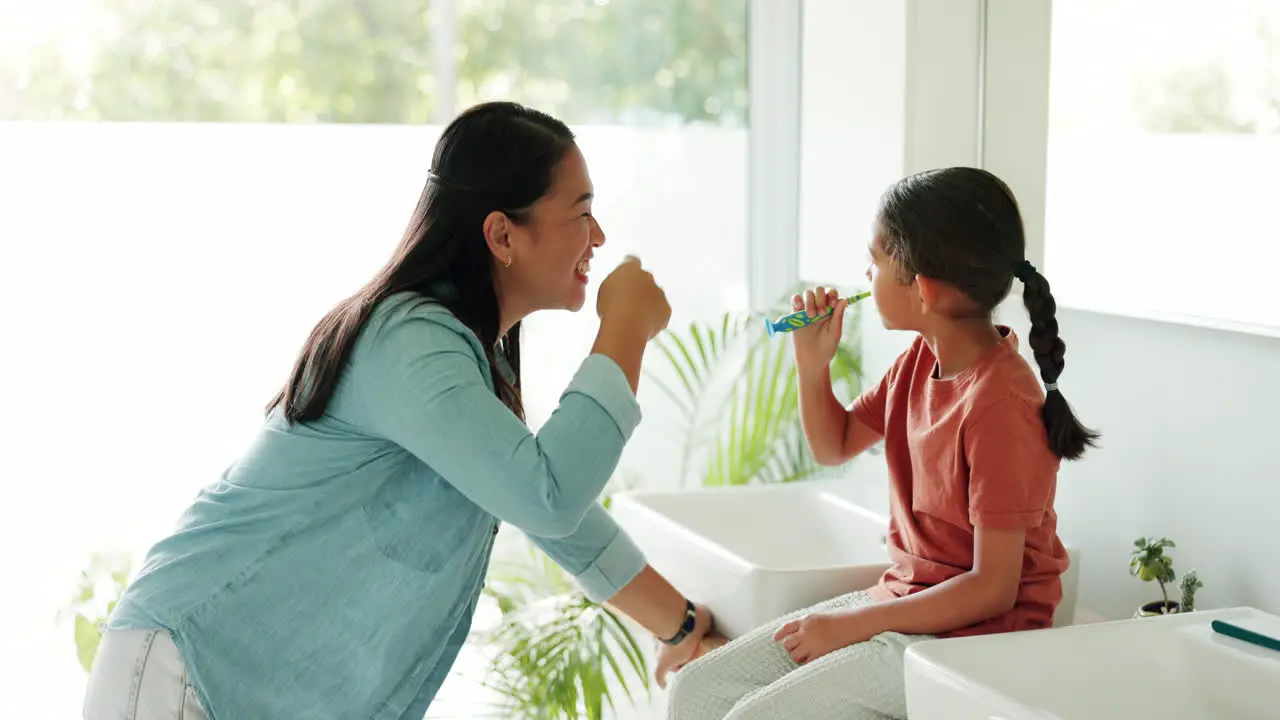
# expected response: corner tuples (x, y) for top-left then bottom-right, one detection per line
(0, 0), (747, 125)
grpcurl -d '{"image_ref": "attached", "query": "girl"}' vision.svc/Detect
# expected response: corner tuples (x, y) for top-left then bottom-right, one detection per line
(666, 166), (1098, 720)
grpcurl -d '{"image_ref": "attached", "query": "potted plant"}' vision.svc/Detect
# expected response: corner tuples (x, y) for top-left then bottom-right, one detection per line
(1130, 537), (1178, 615)
(1129, 537), (1205, 617)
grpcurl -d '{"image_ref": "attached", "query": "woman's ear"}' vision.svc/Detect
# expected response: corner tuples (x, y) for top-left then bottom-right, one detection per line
(483, 211), (513, 264)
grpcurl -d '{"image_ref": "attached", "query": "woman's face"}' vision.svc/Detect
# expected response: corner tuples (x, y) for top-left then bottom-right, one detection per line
(499, 146), (605, 314)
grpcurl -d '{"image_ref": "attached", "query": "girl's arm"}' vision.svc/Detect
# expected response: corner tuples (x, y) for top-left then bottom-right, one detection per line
(797, 365), (882, 466)
(778, 525), (1024, 662)
(857, 524), (1025, 635)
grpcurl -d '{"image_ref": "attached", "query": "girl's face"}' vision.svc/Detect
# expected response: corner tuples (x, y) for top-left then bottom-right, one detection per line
(865, 231), (923, 331)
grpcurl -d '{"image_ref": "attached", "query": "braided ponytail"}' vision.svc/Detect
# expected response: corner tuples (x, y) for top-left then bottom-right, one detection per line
(1015, 261), (1099, 460)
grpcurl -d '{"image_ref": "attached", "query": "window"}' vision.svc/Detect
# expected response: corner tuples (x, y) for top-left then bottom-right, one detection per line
(0, 0), (751, 715)
(797, 0), (907, 287)
(1044, 0), (1280, 335)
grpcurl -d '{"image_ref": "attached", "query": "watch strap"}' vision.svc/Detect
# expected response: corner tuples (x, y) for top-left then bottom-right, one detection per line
(660, 599), (697, 646)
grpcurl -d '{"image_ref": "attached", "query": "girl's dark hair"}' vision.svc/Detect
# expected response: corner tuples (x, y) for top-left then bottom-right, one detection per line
(876, 166), (1099, 460)
(267, 101), (576, 424)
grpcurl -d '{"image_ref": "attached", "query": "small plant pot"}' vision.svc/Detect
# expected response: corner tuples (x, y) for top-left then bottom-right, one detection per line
(1134, 600), (1181, 618)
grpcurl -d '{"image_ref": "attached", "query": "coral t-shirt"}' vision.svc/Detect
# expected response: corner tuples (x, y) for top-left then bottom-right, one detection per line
(853, 328), (1069, 638)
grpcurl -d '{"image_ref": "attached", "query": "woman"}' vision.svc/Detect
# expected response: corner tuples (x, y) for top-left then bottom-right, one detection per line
(84, 101), (714, 719)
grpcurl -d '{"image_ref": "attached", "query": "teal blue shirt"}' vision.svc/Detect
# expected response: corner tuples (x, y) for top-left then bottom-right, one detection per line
(110, 293), (648, 719)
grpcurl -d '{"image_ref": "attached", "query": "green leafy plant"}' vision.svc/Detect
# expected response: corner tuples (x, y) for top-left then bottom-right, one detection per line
(647, 284), (867, 487)
(1129, 537), (1178, 613)
(60, 551), (132, 672)
(479, 540), (649, 720)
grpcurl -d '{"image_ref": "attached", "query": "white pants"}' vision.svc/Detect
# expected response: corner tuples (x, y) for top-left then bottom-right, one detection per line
(83, 628), (209, 720)
(667, 591), (932, 720)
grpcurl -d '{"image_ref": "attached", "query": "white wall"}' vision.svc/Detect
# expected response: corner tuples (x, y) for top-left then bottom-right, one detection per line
(1027, 309), (1280, 619)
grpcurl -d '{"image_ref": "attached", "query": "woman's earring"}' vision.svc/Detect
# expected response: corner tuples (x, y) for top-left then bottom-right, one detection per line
(504, 255), (513, 268)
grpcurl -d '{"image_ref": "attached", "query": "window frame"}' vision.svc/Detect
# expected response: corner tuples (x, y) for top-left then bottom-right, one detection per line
(746, 0), (803, 312)
(775, 0), (1004, 313)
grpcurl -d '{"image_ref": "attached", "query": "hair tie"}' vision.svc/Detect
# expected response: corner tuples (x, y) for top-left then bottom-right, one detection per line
(1044, 382), (1059, 393)
(426, 169), (460, 189)
(1013, 260), (1037, 283)
(426, 169), (482, 193)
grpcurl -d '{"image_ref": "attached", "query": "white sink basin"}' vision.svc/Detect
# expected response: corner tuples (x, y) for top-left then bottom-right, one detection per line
(904, 606), (1280, 719)
(610, 484), (892, 638)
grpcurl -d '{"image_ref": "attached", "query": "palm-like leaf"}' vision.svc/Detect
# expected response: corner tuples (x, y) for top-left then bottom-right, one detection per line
(649, 313), (752, 419)
(649, 283), (867, 487)
(480, 592), (649, 719)
(705, 333), (802, 485)
(647, 313), (755, 481)
(478, 534), (650, 719)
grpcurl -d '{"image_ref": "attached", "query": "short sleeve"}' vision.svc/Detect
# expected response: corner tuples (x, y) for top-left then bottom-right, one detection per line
(851, 340), (920, 434)
(965, 399), (1060, 529)
(851, 370), (891, 434)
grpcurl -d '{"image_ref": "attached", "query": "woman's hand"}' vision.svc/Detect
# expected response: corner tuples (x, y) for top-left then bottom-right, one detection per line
(691, 631), (729, 659)
(790, 286), (846, 373)
(596, 256), (672, 340)
(654, 602), (714, 689)
(773, 606), (880, 665)
(590, 256), (670, 391)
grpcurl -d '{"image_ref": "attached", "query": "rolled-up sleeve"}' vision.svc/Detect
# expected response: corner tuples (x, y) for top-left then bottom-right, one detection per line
(527, 503), (647, 602)
(360, 311), (642, 539)
(564, 354), (642, 434)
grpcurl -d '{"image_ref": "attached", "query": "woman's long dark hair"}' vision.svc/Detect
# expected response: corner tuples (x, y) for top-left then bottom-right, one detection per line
(877, 167), (1100, 460)
(267, 101), (575, 424)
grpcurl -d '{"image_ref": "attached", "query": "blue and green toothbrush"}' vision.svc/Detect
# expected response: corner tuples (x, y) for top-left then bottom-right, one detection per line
(765, 291), (872, 337)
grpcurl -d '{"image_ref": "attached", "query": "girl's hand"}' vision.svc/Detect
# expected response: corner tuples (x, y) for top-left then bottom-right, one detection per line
(654, 602), (714, 689)
(789, 286), (847, 373)
(773, 607), (879, 665)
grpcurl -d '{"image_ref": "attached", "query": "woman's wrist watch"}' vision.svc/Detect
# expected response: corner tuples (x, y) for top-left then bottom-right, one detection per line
(660, 599), (698, 646)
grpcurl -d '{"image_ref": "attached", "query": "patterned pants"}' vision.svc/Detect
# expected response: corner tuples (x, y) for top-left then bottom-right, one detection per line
(666, 591), (932, 720)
